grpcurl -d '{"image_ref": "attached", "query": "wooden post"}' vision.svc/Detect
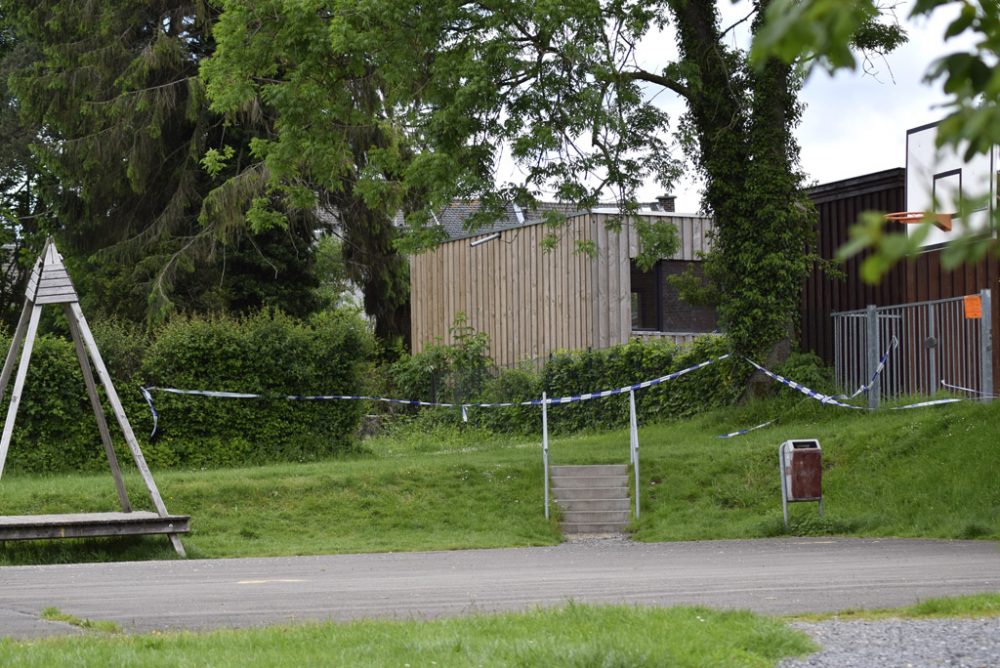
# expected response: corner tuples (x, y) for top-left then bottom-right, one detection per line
(0, 300), (33, 404)
(63, 304), (132, 512)
(66, 302), (186, 557)
(0, 304), (42, 479)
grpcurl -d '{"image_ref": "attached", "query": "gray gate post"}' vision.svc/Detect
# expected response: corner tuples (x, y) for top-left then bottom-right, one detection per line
(866, 305), (880, 410)
(928, 306), (937, 396)
(981, 289), (993, 400)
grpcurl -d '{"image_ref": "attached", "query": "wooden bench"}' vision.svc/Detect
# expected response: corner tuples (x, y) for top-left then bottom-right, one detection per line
(0, 512), (190, 541)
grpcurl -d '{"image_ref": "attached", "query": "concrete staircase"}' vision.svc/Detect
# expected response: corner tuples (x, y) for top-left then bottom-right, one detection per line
(550, 464), (630, 534)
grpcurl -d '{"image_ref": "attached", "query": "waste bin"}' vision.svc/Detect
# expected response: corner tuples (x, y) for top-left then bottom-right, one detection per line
(779, 439), (822, 527)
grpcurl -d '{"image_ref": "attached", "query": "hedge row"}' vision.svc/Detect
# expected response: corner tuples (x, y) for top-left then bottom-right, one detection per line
(1, 309), (374, 474)
(390, 335), (744, 435)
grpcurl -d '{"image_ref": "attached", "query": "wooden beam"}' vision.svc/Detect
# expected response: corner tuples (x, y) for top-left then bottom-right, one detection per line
(0, 304), (42, 479)
(0, 300), (33, 410)
(67, 302), (187, 558)
(63, 304), (132, 513)
(0, 511), (189, 541)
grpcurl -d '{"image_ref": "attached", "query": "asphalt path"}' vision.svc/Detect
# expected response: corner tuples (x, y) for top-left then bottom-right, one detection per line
(1, 537), (998, 639)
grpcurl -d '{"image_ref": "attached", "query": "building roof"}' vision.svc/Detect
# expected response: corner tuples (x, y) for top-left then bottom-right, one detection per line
(806, 168), (905, 204)
(424, 201), (585, 241)
(428, 198), (697, 241)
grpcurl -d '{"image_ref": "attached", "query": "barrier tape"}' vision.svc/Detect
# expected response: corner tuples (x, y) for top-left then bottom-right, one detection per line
(745, 359), (864, 409)
(836, 336), (899, 399)
(716, 420), (776, 439)
(142, 346), (972, 441)
(941, 380), (999, 398)
(889, 398), (964, 410)
(140, 354), (731, 436)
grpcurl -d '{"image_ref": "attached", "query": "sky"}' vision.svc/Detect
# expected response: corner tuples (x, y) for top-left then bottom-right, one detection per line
(635, 1), (973, 213)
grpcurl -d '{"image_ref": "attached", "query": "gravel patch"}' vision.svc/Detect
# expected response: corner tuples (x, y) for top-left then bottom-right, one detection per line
(779, 617), (1000, 668)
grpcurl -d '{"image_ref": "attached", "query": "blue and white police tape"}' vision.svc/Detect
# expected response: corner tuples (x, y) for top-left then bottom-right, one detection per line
(458, 355), (729, 420)
(745, 358), (864, 409)
(889, 397), (964, 410)
(941, 380), (999, 398)
(140, 386), (468, 437)
(522, 354), (729, 406)
(140, 354), (731, 435)
(716, 419), (776, 439)
(836, 336), (899, 399)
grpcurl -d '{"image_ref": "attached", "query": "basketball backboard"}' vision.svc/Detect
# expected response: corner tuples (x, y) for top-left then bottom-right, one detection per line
(905, 122), (996, 248)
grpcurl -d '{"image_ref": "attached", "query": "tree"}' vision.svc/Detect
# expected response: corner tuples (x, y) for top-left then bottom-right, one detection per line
(2, 1), (323, 324)
(203, 1), (902, 361)
(754, 0), (997, 279)
(0, 22), (49, 328)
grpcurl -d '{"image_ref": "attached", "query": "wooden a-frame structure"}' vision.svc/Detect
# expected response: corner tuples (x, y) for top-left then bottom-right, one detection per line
(0, 240), (188, 556)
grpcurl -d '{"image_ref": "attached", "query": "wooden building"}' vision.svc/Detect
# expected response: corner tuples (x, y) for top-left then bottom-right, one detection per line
(409, 205), (717, 367)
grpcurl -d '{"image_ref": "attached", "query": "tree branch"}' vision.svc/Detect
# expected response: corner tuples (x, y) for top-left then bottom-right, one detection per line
(618, 69), (691, 100)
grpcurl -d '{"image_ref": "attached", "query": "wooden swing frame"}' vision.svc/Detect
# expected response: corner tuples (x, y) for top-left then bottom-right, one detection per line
(0, 240), (188, 556)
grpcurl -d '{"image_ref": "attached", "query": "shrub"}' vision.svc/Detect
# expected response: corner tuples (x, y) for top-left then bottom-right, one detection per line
(0, 308), (375, 474)
(382, 332), (742, 437)
(140, 309), (374, 467)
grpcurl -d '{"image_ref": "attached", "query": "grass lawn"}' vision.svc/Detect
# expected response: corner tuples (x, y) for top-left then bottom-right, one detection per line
(0, 395), (998, 564)
(0, 603), (816, 668)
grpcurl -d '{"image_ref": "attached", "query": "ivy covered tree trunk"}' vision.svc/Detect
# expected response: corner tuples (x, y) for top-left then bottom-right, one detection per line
(670, 0), (815, 363)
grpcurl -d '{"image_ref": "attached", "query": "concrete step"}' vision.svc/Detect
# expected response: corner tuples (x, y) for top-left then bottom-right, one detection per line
(561, 521), (629, 534)
(555, 498), (630, 512)
(550, 486), (627, 500)
(561, 510), (629, 524)
(551, 475), (628, 489)
(551, 465), (627, 477)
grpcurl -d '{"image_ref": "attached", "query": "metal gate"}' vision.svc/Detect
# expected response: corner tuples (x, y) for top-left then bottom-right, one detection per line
(831, 290), (993, 408)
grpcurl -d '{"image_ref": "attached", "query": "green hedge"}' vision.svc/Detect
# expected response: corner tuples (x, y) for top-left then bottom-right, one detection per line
(0, 309), (374, 474)
(388, 335), (743, 436)
(474, 336), (742, 435)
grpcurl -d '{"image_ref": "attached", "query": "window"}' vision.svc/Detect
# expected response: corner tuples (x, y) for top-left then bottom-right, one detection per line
(629, 260), (717, 333)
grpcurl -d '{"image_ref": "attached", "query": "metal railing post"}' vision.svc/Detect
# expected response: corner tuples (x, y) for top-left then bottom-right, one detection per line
(981, 289), (993, 400)
(866, 305), (880, 410)
(927, 306), (937, 396)
(629, 390), (639, 519)
(542, 391), (550, 519)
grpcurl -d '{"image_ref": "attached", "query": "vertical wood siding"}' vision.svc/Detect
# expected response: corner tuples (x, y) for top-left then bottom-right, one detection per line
(411, 212), (716, 367)
(410, 215), (594, 367)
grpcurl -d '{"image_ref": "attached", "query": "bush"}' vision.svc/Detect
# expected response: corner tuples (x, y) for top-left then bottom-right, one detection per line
(0, 308), (374, 474)
(380, 332), (743, 437)
(141, 309), (374, 467)
(535, 335), (741, 434)
(389, 314), (493, 405)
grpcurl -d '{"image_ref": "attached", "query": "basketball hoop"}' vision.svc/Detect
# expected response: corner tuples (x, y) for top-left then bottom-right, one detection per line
(884, 211), (953, 232)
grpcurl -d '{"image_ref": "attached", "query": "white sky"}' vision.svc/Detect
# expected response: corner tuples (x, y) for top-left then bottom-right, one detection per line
(491, 2), (971, 214)
(655, 1), (971, 213)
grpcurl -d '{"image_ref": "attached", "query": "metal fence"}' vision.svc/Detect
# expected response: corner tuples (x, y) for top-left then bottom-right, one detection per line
(831, 290), (993, 408)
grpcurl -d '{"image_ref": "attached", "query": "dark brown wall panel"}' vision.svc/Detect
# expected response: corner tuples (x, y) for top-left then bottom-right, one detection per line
(803, 167), (999, 381)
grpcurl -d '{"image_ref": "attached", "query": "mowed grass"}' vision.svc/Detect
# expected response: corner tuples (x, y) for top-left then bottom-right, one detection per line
(0, 603), (816, 668)
(794, 592), (1000, 622)
(0, 396), (998, 564)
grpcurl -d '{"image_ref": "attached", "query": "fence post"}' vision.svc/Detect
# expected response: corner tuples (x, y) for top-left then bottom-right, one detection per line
(981, 289), (993, 401)
(866, 304), (880, 410)
(542, 391), (550, 519)
(927, 306), (937, 396)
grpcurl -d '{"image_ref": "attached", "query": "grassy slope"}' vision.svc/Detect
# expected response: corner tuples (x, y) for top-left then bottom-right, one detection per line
(0, 604), (815, 668)
(0, 397), (998, 564)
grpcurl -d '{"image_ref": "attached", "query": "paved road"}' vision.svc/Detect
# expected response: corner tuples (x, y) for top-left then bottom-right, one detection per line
(1, 537), (998, 639)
